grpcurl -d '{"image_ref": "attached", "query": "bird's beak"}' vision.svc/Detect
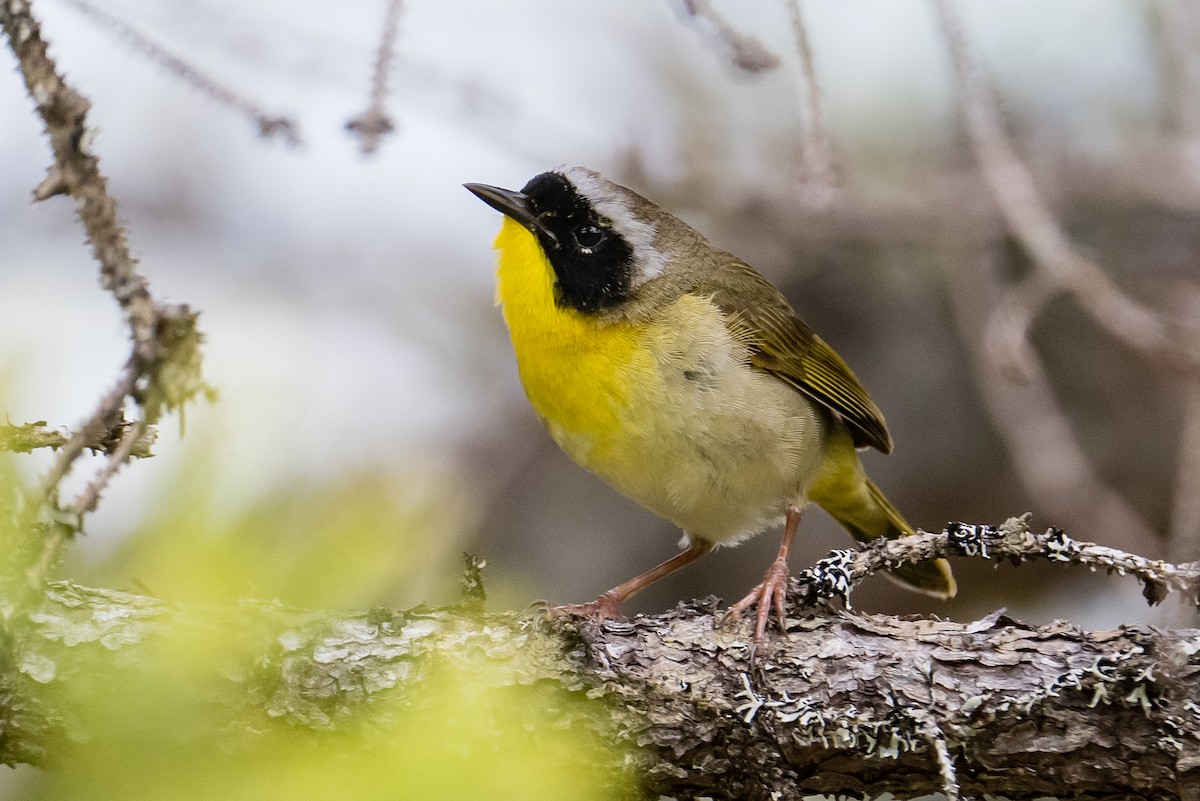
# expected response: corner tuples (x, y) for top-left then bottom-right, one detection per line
(464, 183), (559, 246)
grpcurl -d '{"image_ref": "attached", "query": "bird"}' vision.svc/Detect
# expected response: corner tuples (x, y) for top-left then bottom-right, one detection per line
(465, 167), (954, 642)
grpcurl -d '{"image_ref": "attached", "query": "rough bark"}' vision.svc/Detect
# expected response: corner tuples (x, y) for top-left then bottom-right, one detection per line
(3, 580), (1198, 801)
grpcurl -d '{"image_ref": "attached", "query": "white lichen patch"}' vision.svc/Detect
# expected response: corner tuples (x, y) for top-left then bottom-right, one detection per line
(733, 673), (765, 723)
(1125, 685), (1153, 714)
(32, 587), (166, 650)
(736, 680), (927, 760)
(1005, 645), (1165, 722)
(277, 629), (306, 651)
(946, 522), (993, 557)
(798, 549), (858, 606)
(18, 652), (57, 683)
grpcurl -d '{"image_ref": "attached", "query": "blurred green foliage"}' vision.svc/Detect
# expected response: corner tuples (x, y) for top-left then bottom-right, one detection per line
(1, 425), (632, 800)
(0, 454), (28, 604)
(31, 649), (628, 801)
(93, 447), (471, 609)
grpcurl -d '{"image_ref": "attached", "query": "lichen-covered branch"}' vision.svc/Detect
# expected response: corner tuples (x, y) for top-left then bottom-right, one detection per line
(3, 524), (1200, 800)
(790, 515), (1200, 610)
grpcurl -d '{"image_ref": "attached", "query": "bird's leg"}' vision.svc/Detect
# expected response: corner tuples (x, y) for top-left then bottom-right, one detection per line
(551, 540), (714, 619)
(725, 505), (803, 643)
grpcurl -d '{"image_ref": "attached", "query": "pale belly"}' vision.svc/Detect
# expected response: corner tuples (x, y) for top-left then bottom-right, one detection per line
(520, 298), (830, 545)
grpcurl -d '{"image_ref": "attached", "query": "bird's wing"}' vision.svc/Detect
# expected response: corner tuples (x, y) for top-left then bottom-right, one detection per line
(705, 258), (894, 454)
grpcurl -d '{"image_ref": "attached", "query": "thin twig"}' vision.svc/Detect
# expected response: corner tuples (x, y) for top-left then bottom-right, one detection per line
(1, 0), (210, 609)
(346, 0), (403, 155)
(671, 0), (780, 73)
(56, 0), (301, 146)
(15, 414), (153, 619)
(1157, 0), (1200, 182)
(4, 1), (159, 365)
(71, 417), (149, 516)
(32, 367), (138, 511)
(0, 416), (153, 457)
(10, 368), (139, 615)
(933, 0), (1200, 375)
(785, 0), (837, 205)
(789, 515), (1200, 611)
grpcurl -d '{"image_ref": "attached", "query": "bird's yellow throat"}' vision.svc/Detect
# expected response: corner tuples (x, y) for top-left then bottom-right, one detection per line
(493, 218), (648, 452)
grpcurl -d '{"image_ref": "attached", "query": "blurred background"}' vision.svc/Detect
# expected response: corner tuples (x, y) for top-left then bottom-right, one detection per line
(2, 0), (1198, 636)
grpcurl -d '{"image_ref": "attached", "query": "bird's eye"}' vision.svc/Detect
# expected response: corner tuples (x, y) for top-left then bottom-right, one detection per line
(573, 224), (605, 249)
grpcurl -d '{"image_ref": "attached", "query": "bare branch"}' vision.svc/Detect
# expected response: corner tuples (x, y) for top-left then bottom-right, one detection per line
(1157, 0), (1200, 160)
(785, 0), (838, 205)
(13, 408), (143, 612)
(11, 370), (139, 616)
(1, 0), (212, 611)
(670, 0), (780, 73)
(71, 417), (149, 517)
(933, 0), (1200, 374)
(345, 0), (403, 155)
(56, 0), (301, 146)
(4, 3), (155, 363)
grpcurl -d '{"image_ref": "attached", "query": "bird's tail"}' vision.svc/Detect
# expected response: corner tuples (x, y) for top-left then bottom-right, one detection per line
(810, 452), (956, 598)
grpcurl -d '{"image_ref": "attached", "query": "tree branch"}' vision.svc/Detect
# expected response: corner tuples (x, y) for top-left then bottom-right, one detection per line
(933, 0), (1200, 377)
(670, 0), (780, 73)
(786, 515), (1199, 610)
(0, 0), (213, 617)
(56, 0), (301, 145)
(4, 524), (1200, 799)
(785, 0), (838, 206)
(345, 0), (402, 155)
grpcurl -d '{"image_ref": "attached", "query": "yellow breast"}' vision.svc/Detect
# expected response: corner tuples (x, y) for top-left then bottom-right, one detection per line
(493, 218), (648, 463)
(492, 219), (826, 543)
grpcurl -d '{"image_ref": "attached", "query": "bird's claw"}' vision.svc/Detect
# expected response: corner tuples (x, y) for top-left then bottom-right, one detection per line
(547, 590), (623, 620)
(724, 557), (791, 645)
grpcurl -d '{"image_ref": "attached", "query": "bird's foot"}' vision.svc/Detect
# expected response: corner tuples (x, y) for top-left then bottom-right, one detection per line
(548, 590), (623, 620)
(724, 557), (791, 644)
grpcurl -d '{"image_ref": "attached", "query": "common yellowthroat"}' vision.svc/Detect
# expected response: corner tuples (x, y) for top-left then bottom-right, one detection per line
(466, 167), (954, 640)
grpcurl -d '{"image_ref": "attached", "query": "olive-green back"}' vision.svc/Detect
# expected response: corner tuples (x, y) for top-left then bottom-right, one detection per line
(700, 257), (894, 454)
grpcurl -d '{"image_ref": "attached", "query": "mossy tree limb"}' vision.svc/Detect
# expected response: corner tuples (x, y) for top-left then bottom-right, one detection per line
(3, 581), (1199, 801)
